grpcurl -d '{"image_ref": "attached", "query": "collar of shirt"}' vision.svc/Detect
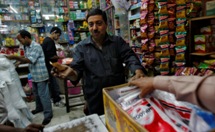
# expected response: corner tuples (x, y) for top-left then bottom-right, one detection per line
(84, 33), (114, 46)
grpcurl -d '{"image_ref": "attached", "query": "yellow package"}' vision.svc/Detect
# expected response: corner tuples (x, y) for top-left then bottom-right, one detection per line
(159, 20), (168, 29)
(176, 9), (186, 18)
(161, 49), (170, 56)
(176, 0), (186, 5)
(160, 62), (169, 69)
(159, 35), (169, 43)
(175, 53), (185, 61)
(158, 3), (168, 14)
(176, 38), (186, 46)
(176, 24), (186, 32)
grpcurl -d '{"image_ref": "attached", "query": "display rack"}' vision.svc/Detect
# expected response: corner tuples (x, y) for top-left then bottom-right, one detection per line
(188, 15), (215, 66)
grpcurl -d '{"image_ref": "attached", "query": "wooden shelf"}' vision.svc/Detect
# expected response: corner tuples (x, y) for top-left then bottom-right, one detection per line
(1, 20), (30, 23)
(190, 15), (215, 21)
(190, 52), (215, 56)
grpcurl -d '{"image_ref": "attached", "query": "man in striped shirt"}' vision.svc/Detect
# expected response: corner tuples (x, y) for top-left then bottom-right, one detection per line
(7, 30), (52, 125)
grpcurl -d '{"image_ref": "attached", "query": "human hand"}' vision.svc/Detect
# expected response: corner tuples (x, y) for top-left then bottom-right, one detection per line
(51, 64), (76, 79)
(129, 77), (154, 98)
(23, 123), (44, 132)
(129, 69), (145, 81)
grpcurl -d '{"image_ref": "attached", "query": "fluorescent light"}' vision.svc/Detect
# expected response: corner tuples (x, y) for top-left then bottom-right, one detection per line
(10, 6), (18, 13)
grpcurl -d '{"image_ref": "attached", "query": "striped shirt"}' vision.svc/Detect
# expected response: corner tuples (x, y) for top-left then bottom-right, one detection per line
(25, 41), (49, 82)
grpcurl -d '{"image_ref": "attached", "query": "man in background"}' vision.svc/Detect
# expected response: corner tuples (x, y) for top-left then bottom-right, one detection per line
(7, 30), (53, 125)
(42, 27), (64, 107)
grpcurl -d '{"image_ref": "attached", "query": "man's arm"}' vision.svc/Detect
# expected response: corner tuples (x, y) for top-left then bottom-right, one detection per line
(130, 75), (215, 113)
(154, 75), (215, 113)
(6, 55), (31, 63)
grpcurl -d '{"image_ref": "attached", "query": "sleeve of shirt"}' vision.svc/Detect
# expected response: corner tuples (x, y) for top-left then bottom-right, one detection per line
(153, 75), (215, 113)
(28, 45), (42, 64)
(117, 37), (147, 74)
(70, 45), (84, 85)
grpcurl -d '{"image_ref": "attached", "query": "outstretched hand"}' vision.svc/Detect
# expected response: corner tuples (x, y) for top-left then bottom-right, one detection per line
(51, 64), (76, 79)
(129, 77), (155, 98)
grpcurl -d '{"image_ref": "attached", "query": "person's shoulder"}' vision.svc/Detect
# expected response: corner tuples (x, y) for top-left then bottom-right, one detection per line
(78, 36), (91, 46)
(108, 35), (123, 42)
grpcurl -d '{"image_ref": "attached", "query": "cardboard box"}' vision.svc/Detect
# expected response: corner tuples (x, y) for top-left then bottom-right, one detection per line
(103, 83), (147, 132)
(206, 0), (215, 16)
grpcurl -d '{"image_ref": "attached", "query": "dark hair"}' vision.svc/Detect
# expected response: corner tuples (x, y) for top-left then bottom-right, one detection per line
(19, 30), (31, 39)
(50, 27), (62, 35)
(86, 8), (107, 24)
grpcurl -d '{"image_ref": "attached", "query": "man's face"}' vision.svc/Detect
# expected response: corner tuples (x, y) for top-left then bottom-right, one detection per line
(17, 34), (29, 46)
(87, 15), (107, 40)
(53, 33), (61, 41)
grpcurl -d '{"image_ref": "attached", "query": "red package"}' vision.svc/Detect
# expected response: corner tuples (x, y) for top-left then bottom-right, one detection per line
(127, 99), (179, 132)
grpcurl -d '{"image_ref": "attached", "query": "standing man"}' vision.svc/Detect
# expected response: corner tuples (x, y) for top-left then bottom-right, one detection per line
(7, 30), (52, 125)
(52, 8), (147, 115)
(42, 27), (64, 107)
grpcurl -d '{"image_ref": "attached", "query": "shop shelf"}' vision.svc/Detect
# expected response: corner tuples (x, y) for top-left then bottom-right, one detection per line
(2, 20), (30, 23)
(129, 13), (140, 21)
(130, 2), (141, 10)
(190, 15), (215, 21)
(190, 52), (215, 56)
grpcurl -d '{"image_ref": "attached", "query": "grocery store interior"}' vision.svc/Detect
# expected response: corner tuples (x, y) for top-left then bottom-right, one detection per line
(0, 0), (215, 131)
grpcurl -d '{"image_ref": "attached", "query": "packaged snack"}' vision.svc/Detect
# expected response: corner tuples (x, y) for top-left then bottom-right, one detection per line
(175, 53), (185, 61)
(160, 62), (169, 70)
(175, 46), (186, 53)
(176, 6), (186, 18)
(176, 24), (186, 32)
(161, 48), (170, 57)
(175, 61), (185, 67)
(194, 35), (206, 44)
(176, 0), (186, 5)
(176, 37), (186, 46)
(200, 26), (212, 34)
(158, 2), (168, 14)
(160, 57), (170, 63)
(176, 18), (187, 25)
(160, 34), (169, 43)
(175, 32), (187, 39)
(158, 15), (169, 29)
(159, 43), (169, 49)
(204, 59), (215, 66)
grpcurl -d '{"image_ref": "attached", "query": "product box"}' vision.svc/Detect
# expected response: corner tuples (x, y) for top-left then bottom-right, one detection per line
(103, 83), (147, 132)
(206, 0), (215, 16)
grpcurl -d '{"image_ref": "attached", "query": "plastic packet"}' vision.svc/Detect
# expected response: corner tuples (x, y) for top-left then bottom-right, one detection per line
(158, 2), (168, 14)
